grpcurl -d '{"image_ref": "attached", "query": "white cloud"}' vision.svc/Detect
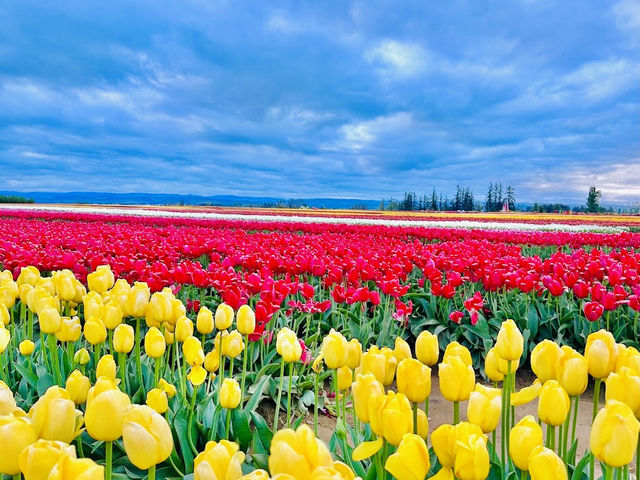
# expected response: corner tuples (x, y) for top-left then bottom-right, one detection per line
(335, 112), (414, 151)
(365, 41), (426, 77)
(613, 0), (640, 45)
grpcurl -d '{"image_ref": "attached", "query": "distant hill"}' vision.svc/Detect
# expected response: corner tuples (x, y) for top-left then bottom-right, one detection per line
(0, 190), (380, 210)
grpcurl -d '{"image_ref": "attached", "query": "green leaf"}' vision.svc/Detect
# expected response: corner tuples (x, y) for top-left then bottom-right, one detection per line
(570, 452), (592, 480)
(36, 372), (55, 396)
(173, 408), (195, 474)
(231, 409), (252, 452)
(245, 375), (271, 412)
(14, 362), (38, 390)
(250, 411), (273, 453)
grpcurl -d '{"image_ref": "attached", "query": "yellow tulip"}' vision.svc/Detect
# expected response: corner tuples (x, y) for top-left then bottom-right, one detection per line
(17, 266), (40, 286)
(204, 350), (220, 373)
(146, 291), (174, 327)
(351, 373), (384, 423)
(615, 345), (640, 376)
(87, 265), (115, 294)
(467, 384), (501, 433)
(18, 439), (76, 480)
(385, 433), (430, 480)
(222, 330), (244, 359)
(509, 415), (544, 471)
(495, 319), (523, 362)
(239, 469), (270, 480)
(0, 380), (17, 415)
(268, 424), (333, 478)
(28, 386), (82, 443)
(215, 303), (235, 330)
(196, 306), (214, 335)
(359, 346), (388, 385)
(158, 378), (177, 398)
(0, 328), (10, 353)
(65, 370), (91, 405)
(84, 377), (131, 441)
(276, 327), (302, 363)
(321, 329), (348, 369)
(393, 337), (412, 363)
(396, 358), (431, 403)
(431, 424), (456, 468)
(531, 340), (562, 383)
(146, 388), (169, 414)
(590, 400), (640, 467)
(113, 323), (134, 353)
(102, 300), (123, 330)
(345, 339), (362, 370)
(528, 446), (567, 480)
(510, 380), (541, 407)
(0, 409), (38, 475)
(0, 304), (9, 326)
(56, 316), (82, 343)
(82, 292), (104, 320)
(337, 366), (353, 391)
(172, 298), (186, 322)
(538, 380), (570, 426)
(39, 307), (62, 334)
(126, 282), (150, 317)
(74, 348), (90, 366)
(188, 365), (208, 386)
(454, 430), (490, 480)
(184, 336), (205, 366)
(605, 367), (640, 418)
(52, 270), (77, 302)
(194, 440), (245, 480)
(380, 347), (398, 386)
(83, 317), (107, 345)
(443, 341), (472, 366)
(585, 330), (618, 379)
(415, 330), (439, 366)
(122, 404), (173, 470)
(310, 462), (358, 480)
(368, 391), (413, 446)
(144, 327), (166, 358)
(236, 305), (256, 335)
(19, 339), (35, 356)
(175, 316), (194, 342)
(46, 455), (104, 480)
(96, 354), (117, 381)
(438, 355), (475, 402)
(220, 378), (242, 409)
(557, 346), (588, 397)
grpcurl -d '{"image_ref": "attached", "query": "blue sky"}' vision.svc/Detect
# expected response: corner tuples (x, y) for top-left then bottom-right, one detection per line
(1, 0), (639, 205)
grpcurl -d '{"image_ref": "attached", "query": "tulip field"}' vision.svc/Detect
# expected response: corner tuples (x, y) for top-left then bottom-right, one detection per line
(0, 206), (640, 480)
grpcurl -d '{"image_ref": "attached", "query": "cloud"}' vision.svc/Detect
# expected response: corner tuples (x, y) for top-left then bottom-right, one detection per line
(365, 41), (426, 77)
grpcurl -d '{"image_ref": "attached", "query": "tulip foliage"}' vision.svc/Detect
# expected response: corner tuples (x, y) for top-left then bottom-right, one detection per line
(0, 209), (640, 479)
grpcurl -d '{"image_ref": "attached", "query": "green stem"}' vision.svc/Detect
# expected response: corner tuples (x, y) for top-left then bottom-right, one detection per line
(506, 363), (512, 452)
(76, 433), (84, 457)
(240, 335), (249, 404)
(591, 378), (602, 480)
(273, 357), (285, 429)
(135, 318), (143, 389)
(225, 408), (231, 439)
(48, 333), (62, 385)
(501, 376), (507, 474)
(314, 371), (319, 436)
(453, 401), (460, 425)
(413, 402), (418, 434)
(187, 384), (199, 454)
(154, 356), (161, 387)
(571, 395), (579, 447)
(287, 361), (294, 428)
(521, 470), (527, 480)
(118, 352), (127, 393)
(605, 464), (613, 480)
(105, 440), (113, 480)
(148, 465), (156, 480)
(425, 397), (429, 417)
(561, 397), (572, 460)
(546, 424), (555, 451)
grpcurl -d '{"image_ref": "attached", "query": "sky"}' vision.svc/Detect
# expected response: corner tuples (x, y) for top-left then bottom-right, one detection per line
(1, 0), (639, 205)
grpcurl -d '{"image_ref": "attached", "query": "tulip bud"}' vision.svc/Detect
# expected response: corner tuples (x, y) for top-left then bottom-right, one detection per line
(172, 298), (186, 322)
(268, 425), (332, 477)
(0, 409), (38, 475)
(509, 415), (544, 471)
(379, 347), (398, 386)
(126, 282), (150, 318)
(84, 317), (107, 345)
(222, 330), (244, 359)
(467, 384), (502, 433)
(113, 323), (135, 353)
(385, 433), (431, 480)
(83, 292), (104, 320)
(204, 349), (220, 373)
(85, 377), (131, 441)
(19, 339), (35, 356)
(47, 455), (104, 480)
(585, 330), (618, 379)
(146, 388), (169, 414)
(39, 307), (62, 334)
(538, 380), (570, 426)
(17, 265), (40, 286)
(495, 319), (523, 362)
(431, 424), (457, 468)
(531, 340), (562, 383)
(439, 355), (475, 402)
(56, 316), (82, 343)
(102, 300), (123, 330)
(215, 303), (234, 330)
(145, 327), (166, 358)
(52, 270), (77, 302)
(220, 378), (242, 409)
(359, 346), (388, 385)
(605, 367), (640, 418)
(393, 337), (412, 363)
(146, 291), (174, 327)
(18, 439), (76, 480)
(528, 446), (568, 480)
(557, 346), (588, 397)
(276, 327), (302, 363)
(590, 400), (640, 467)
(74, 348), (90, 366)
(175, 316), (194, 343)
(87, 265), (115, 294)
(337, 366), (353, 391)
(345, 339), (362, 370)
(66, 370), (91, 405)
(368, 391), (413, 446)
(321, 329), (348, 369)
(352, 373), (384, 423)
(415, 330), (439, 366)
(196, 306), (214, 335)
(122, 405), (173, 470)
(183, 336), (205, 367)
(28, 386), (82, 444)
(96, 354), (117, 381)
(195, 440), (246, 480)
(443, 341), (472, 366)
(454, 429), (490, 480)
(236, 304), (256, 335)
(396, 358), (431, 403)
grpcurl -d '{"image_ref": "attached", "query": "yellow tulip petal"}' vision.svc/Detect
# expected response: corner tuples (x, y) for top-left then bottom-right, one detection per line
(352, 437), (383, 461)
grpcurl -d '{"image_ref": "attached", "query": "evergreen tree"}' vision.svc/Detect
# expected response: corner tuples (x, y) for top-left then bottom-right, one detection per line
(430, 188), (438, 210)
(485, 182), (494, 212)
(506, 186), (516, 211)
(586, 186), (602, 213)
